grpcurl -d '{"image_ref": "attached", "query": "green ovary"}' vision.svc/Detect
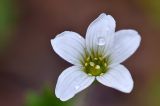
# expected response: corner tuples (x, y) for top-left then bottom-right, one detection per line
(83, 55), (109, 76)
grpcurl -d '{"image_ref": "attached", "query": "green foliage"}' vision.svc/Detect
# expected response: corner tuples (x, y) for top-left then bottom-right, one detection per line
(141, 0), (160, 25)
(147, 75), (160, 106)
(147, 0), (160, 23)
(0, 0), (17, 52)
(0, 0), (15, 32)
(25, 87), (73, 106)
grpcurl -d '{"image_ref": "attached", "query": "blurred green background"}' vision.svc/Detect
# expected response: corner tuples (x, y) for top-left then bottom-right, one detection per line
(0, 0), (160, 106)
(25, 87), (72, 106)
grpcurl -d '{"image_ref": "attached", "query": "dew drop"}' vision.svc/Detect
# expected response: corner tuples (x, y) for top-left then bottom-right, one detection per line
(97, 37), (105, 46)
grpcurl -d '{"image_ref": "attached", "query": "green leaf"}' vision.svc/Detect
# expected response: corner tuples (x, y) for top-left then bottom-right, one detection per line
(25, 87), (73, 106)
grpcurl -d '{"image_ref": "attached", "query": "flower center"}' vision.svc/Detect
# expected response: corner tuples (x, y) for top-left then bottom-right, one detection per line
(83, 55), (109, 76)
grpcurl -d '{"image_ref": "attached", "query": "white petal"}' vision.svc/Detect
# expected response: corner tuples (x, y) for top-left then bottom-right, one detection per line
(51, 31), (85, 65)
(110, 29), (141, 65)
(55, 66), (95, 101)
(96, 64), (133, 93)
(85, 13), (116, 56)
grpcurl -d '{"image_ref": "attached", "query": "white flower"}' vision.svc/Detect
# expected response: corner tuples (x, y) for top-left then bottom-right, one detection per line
(51, 13), (141, 101)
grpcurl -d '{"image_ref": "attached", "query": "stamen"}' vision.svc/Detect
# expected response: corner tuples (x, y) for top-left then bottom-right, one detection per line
(89, 62), (95, 66)
(104, 63), (107, 67)
(83, 55), (109, 76)
(85, 63), (88, 66)
(95, 65), (100, 69)
(94, 58), (98, 60)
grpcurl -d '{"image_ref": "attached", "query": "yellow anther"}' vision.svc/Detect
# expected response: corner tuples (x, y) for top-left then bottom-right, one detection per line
(85, 63), (88, 66)
(95, 65), (100, 69)
(89, 62), (95, 66)
(104, 63), (107, 67)
(94, 58), (98, 60)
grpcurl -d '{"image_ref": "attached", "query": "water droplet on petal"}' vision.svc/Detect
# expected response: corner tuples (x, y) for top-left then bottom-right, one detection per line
(75, 85), (80, 90)
(97, 37), (105, 46)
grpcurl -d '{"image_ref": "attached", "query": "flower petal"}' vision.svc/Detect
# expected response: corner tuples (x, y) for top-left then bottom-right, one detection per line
(96, 64), (133, 93)
(85, 13), (116, 56)
(110, 29), (141, 65)
(51, 31), (85, 65)
(55, 66), (95, 101)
